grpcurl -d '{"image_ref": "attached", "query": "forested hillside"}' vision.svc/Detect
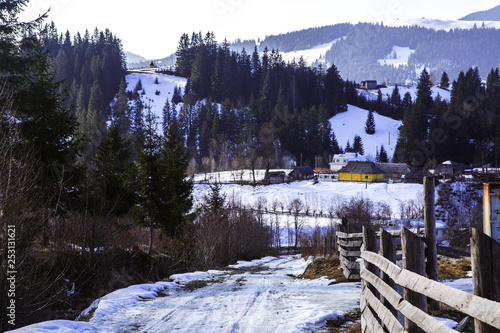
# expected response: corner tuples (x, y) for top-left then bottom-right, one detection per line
(229, 22), (500, 84)
(460, 5), (500, 21)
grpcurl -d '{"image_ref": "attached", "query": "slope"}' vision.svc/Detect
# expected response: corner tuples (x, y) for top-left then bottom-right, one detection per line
(329, 105), (402, 160)
(460, 5), (500, 21)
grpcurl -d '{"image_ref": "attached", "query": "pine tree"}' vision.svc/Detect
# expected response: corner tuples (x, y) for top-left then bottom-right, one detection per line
(94, 122), (134, 216)
(15, 31), (79, 204)
(379, 145), (389, 163)
(345, 140), (353, 153)
(160, 120), (193, 236)
(440, 72), (450, 89)
(353, 135), (364, 155)
(365, 109), (376, 135)
(134, 107), (164, 253)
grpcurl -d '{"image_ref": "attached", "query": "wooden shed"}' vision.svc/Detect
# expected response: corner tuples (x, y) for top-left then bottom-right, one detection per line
(338, 161), (385, 182)
(289, 166), (315, 181)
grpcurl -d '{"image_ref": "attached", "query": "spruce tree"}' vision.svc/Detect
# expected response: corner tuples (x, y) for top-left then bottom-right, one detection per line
(94, 122), (134, 216)
(365, 109), (376, 135)
(379, 145), (389, 163)
(160, 121), (193, 236)
(440, 72), (450, 89)
(353, 135), (364, 155)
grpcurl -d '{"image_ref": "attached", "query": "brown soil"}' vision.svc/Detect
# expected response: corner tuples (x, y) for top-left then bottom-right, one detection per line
(299, 257), (348, 284)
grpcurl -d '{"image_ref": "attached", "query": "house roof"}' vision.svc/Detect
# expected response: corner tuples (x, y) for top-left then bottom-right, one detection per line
(437, 161), (469, 170)
(291, 166), (314, 175)
(375, 163), (408, 174)
(331, 153), (367, 163)
(338, 161), (385, 174)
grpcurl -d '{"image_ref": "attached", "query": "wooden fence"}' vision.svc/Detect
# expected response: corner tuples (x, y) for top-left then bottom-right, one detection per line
(359, 226), (500, 333)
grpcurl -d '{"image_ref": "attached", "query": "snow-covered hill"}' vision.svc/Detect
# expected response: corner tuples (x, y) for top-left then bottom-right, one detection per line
(278, 37), (345, 66)
(329, 105), (402, 159)
(126, 71), (187, 129)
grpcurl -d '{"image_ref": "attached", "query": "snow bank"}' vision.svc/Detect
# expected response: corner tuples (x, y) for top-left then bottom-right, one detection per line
(228, 256), (278, 269)
(78, 281), (177, 320)
(7, 320), (96, 333)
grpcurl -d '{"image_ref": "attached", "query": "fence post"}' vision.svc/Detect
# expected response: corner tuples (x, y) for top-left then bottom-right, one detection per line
(329, 233), (334, 257)
(363, 227), (380, 299)
(471, 228), (500, 333)
(401, 226), (427, 333)
(380, 228), (398, 318)
(424, 176), (439, 311)
(323, 237), (327, 257)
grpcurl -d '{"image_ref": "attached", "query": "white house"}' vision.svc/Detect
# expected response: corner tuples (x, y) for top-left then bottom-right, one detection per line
(329, 153), (367, 172)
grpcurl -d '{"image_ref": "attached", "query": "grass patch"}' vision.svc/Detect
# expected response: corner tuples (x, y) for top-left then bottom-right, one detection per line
(438, 256), (471, 278)
(324, 310), (361, 332)
(299, 257), (348, 284)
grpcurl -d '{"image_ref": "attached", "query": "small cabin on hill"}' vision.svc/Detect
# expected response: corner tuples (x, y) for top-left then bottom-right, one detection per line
(289, 166), (315, 181)
(360, 80), (378, 90)
(338, 161), (385, 182)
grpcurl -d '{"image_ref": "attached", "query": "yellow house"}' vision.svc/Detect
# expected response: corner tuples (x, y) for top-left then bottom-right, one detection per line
(338, 161), (385, 182)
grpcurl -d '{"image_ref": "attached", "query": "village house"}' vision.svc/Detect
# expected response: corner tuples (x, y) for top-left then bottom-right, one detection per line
(329, 153), (367, 172)
(360, 80), (378, 90)
(338, 161), (385, 182)
(288, 166), (315, 181)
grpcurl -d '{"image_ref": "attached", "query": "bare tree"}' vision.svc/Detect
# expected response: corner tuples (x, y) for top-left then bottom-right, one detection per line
(288, 198), (304, 249)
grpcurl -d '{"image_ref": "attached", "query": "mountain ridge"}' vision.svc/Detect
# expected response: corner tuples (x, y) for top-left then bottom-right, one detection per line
(460, 5), (500, 21)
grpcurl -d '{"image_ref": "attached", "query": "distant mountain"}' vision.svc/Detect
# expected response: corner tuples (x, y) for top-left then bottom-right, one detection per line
(125, 52), (148, 65)
(460, 5), (500, 21)
(127, 54), (177, 70)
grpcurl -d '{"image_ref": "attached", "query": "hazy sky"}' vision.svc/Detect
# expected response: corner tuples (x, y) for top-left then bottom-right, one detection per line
(19, 0), (500, 59)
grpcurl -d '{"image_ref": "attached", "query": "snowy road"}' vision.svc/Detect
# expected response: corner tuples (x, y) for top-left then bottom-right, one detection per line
(13, 256), (362, 333)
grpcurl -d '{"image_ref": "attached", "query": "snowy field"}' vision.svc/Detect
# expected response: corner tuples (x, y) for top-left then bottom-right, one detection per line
(193, 178), (424, 220)
(10, 256), (362, 333)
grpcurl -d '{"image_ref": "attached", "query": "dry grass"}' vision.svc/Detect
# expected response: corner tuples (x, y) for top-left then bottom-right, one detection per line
(437, 256), (471, 278)
(299, 257), (348, 283)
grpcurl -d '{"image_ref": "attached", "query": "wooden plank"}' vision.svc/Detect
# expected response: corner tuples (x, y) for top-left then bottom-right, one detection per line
(337, 238), (363, 247)
(471, 228), (500, 333)
(361, 269), (456, 333)
(424, 177), (440, 312)
(363, 285), (406, 333)
(339, 247), (361, 258)
(364, 227), (380, 299)
(401, 227), (427, 332)
(340, 255), (360, 270)
(337, 231), (364, 239)
(362, 250), (500, 329)
(361, 301), (386, 333)
(380, 228), (398, 318)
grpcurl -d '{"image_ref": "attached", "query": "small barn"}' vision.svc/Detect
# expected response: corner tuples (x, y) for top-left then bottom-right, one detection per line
(338, 161), (385, 182)
(360, 80), (378, 90)
(435, 161), (469, 178)
(375, 163), (409, 181)
(264, 171), (287, 185)
(289, 166), (315, 181)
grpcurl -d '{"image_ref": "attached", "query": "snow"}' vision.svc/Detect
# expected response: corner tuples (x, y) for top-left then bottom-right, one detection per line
(125, 71), (187, 130)
(193, 180), (424, 221)
(329, 104), (402, 158)
(377, 45), (415, 68)
(278, 37), (345, 66)
(10, 256), (361, 333)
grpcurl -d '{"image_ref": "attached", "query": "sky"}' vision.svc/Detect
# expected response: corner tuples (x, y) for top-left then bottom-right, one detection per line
(19, 0), (500, 60)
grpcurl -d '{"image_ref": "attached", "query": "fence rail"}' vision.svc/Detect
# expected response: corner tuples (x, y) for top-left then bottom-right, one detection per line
(357, 226), (500, 333)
